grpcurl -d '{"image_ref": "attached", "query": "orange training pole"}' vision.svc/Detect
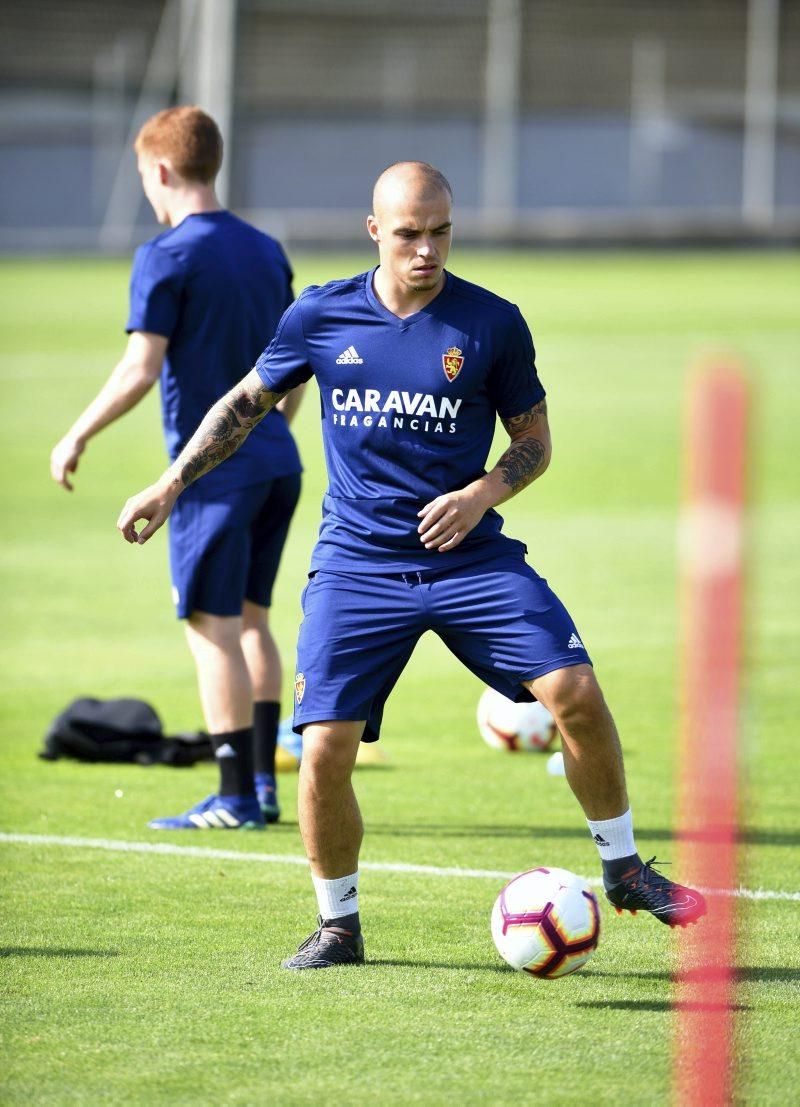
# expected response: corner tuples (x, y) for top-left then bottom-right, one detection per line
(672, 364), (748, 1106)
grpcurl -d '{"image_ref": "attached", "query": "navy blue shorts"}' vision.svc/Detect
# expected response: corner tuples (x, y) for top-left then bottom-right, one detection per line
(168, 472), (301, 619)
(293, 553), (591, 741)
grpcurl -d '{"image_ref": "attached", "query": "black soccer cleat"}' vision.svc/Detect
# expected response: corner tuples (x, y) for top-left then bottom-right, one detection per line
(604, 856), (707, 928)
(281, 916), (365, 970)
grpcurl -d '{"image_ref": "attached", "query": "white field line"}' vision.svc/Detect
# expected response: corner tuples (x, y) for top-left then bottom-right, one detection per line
(1, 832), (798, 903)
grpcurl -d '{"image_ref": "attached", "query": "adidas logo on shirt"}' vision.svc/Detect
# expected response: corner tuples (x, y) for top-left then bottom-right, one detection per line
(336, 345), (364, 364)
(567, 633), (584, 650)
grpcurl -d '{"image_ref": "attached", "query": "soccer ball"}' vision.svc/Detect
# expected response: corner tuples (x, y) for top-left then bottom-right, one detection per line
(477, 687), (558, 752)
(491, 867), (601, 978)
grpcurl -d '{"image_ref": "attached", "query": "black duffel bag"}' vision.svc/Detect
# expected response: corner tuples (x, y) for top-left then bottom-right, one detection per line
(39, 697), (213, 767)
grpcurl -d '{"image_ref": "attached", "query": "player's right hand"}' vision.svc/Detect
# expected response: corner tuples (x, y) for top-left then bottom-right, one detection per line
(117, 478), (180, 545)
(50, 436), (85, 491)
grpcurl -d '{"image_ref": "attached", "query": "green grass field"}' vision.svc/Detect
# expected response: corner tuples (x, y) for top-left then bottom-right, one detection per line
(1, 251), (798, 1104)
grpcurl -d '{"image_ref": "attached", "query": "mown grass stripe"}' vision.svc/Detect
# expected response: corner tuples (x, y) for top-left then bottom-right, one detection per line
(1, 832), (798, 902)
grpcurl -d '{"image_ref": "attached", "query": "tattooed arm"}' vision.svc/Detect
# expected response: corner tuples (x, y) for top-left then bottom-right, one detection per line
(175, 370), (288, 487)
(117, 369), (287, 544)
(495, 399), (551, 495)
(417, 399), (551, 553)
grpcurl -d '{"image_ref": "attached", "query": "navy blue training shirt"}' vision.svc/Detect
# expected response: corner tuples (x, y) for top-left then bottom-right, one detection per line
(127, 210), (301, 490)
(255, 269), (545, 573)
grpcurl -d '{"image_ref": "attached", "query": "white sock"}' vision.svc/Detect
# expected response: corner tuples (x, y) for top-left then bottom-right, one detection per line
(312, 872), (359, 922)
(586, 809), (637, 861)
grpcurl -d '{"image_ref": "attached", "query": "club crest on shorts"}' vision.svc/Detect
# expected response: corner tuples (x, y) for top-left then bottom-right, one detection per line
(294, 672), (306, 705)
(442, 346), (464, 382)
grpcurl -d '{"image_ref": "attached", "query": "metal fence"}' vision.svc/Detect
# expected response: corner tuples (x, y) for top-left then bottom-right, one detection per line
(1, 0), (798, 251)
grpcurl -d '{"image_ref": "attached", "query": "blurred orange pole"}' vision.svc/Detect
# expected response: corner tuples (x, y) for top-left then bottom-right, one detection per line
(672, 365), (748, 1106)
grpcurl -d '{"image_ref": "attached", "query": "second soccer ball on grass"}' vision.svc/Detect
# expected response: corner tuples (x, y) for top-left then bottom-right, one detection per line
(477, 687), (558, 752)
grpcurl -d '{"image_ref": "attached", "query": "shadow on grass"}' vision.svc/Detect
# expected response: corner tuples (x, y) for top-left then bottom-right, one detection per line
(366, 822), (633, 840)
(369, 957), (509, 974)
(576, 999), (751, 1013)
(582, 966), (800, 983)
(1, 947), (119, 959)
(360, 962), (792, 991)
(365, 823), (800, 846)
(731, 966), (800, 983)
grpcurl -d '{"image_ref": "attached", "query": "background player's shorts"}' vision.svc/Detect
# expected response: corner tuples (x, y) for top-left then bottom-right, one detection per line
(168, 472), (301, 619)
(293, 553), (591, 741)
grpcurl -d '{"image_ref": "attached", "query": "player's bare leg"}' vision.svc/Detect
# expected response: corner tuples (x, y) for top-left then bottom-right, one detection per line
(241, 601), (283, 820)
(241, 600), (281, 702)
(148, 614), (261, 829)
(185, 611), (253, 731)
(525, 664), (627, 821)
(283, 720), (366, 969)
(298, 721), (364, 877)
(147, 612), (263, 831)
(527, 663), (705, 926)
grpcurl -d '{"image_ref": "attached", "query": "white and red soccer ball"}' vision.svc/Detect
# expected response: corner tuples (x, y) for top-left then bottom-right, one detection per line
(477, 687), (558, 752)
(491, 866), (601, 978)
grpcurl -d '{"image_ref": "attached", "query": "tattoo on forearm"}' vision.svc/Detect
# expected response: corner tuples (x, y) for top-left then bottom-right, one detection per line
(178, 380), (287, 487)
(501, 399), (547, 437)
(232, 387), (271, 423)
(498, 438), (546, 494)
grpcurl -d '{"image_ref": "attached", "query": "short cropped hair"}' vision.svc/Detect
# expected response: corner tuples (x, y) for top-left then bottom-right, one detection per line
(374, 161), (453, 204)
(134, 106), (223, 184)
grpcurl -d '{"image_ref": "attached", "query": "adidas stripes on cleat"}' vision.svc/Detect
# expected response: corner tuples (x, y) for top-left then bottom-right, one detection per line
(148, 793), (265, 830)
(604, 856), (707, 927)
(282, 917), (365, 970)
(255, 772), (281, 824)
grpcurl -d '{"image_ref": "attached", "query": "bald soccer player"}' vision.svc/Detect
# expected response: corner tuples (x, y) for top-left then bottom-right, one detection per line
(117, 161), (706, 969)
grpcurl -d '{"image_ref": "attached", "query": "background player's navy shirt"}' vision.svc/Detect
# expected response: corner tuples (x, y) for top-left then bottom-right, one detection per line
(255, 269), (545, 573)
(127, 210), (301, 491)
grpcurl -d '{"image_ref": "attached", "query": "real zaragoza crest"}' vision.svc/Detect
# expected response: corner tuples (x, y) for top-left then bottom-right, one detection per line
(294, 672), (306, 704)
(442, 346), (464, 382)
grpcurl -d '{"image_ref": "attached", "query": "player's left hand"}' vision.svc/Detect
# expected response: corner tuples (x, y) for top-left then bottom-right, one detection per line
(50, 435), (85, 491)
(117, 478), (181, 545)
(417, 487), (491, 552)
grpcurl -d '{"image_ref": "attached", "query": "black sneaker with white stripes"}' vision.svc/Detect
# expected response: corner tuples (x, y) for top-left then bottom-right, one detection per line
(281, 916), (365, 970)
(604, 857), (707, 927)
